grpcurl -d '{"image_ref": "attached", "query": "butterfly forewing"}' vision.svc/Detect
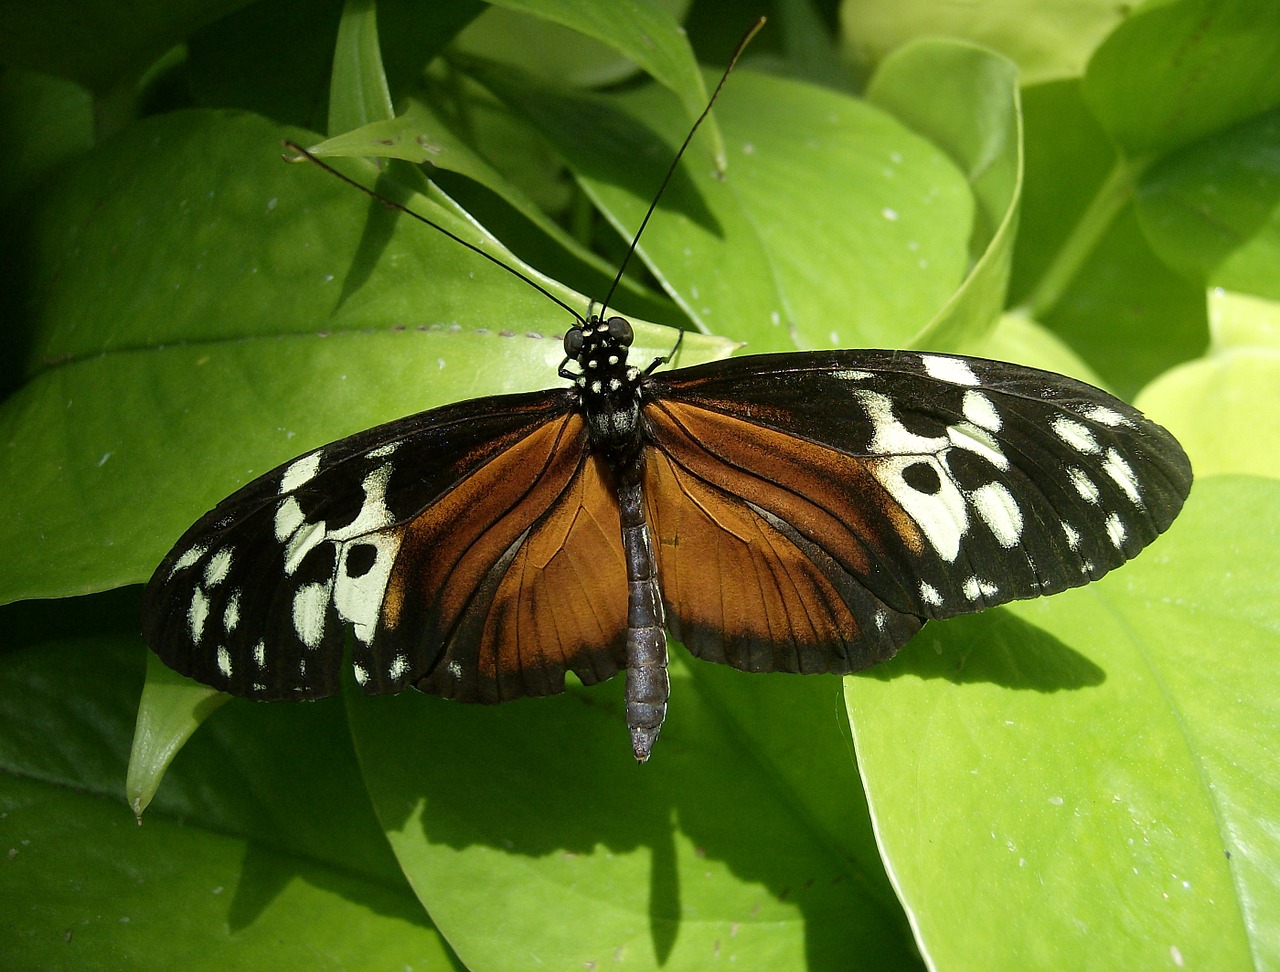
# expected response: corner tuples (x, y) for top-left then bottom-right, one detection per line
(641, 350), (1192, 674)
(143, 389), (589, 700)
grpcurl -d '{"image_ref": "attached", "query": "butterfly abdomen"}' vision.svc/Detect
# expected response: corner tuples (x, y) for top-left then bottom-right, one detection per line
(619, 479), (669, 762)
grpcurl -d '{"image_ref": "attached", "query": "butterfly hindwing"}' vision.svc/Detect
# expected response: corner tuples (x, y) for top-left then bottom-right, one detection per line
(372, 421), (629, 703)
(642, 349), (1191, 674)
(141, 388), (626, 700)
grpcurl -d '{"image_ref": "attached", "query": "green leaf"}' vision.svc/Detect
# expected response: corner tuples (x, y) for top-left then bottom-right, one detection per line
(307, 96), (657, 305)
(866, 39), (1022, 351)
(840, 0), (1124, 85)
(454, 0), (691, 88)
(0, 109), (735, 605)
(1206, 287), (1280, 350)
(0, 606), (459, 969)
(127, 653), (228, 817)
(1029, 199), (1209, 399)
(486, 0), (727, 168)
(327, 0), (395, 134)
(847, 476), (1280, 969)
(185, 0), (485, 130)
(471, 59), (974, 350)
(1137, 348), (1280, 480)
(1083, 0), (1280, 160)
(0, 68), (94, 210)
(971, 310), (1107, 388)
(345, 653), (920, 970)
(0, 0), (239, 93)
(1136, 108), (1280, 299)
(1135, 290), (1280, 481)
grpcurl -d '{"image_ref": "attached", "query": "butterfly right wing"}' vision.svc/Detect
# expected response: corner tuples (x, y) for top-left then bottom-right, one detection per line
(142, 388), (629, 703)
(640, 349), (1191, 676)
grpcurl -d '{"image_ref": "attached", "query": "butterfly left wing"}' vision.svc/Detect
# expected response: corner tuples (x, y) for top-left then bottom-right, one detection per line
(641, 349), (1192, 675)
(143, 388), (629, 702)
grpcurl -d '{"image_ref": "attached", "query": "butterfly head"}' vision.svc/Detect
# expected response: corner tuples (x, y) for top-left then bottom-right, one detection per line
(563, 315), (634, 373)
(560, 315), (641, 396)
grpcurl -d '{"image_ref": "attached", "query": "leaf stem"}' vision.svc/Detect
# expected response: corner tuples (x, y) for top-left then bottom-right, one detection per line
(1023, 158), (1143, 318)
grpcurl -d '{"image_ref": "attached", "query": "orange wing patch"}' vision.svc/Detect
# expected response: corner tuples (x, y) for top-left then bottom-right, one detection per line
(644, 400), (924, 674)
(479, 453), (628, 698)
(387, 414), (627, 703)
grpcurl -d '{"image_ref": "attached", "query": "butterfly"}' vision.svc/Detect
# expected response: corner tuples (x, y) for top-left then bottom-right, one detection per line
(140, 21), (1191, 762)
(142, 311), (1192, 761)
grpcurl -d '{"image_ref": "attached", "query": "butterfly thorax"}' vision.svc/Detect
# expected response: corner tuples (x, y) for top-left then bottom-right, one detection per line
(563, 316), (646, 481)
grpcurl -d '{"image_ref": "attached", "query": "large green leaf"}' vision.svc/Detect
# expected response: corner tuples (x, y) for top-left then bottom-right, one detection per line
(1136, 108), (1280, 300)
(1083, 0), (1280, 161)
(848, 476), (1280, 968)
(0, 109), (732, 605)
(1013, 79), (1208, 397)
(486, 0), (726, 167)
(468, 59), (975, 350)
(839, 0), (1122, 85)
(0, 607), (460, 969)
(346, 652), (919, 970)
(1135, 290), (1280, 481)
(866, 40), (1022, 351)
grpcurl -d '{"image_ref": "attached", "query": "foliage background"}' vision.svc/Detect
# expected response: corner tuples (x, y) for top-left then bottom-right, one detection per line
(1, 0), (1277, 969)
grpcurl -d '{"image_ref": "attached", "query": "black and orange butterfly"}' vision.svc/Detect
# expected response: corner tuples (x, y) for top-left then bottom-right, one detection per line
(141, 28), (1192, 763)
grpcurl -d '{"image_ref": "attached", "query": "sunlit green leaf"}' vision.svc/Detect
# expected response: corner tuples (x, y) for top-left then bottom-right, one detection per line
(1083, 0), (1280, 160)
(840, 0), (1123, 85)
(849, 476), (1280, 969)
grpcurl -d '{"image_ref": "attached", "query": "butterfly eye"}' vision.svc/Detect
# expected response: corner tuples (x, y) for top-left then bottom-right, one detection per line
(563, 327), (585, 358)
(607, 317), (633, 346)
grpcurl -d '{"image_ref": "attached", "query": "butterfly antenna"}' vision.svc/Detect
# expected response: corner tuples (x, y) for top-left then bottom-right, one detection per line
(283, 141), (588, 326)
(598, 16), (766, 319)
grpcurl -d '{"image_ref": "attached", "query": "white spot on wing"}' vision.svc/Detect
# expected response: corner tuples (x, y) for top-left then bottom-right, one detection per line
(963, 576), (999, 600)
(1052, 415), (1101, 454)
(831, 369), (873, 381)
(189, 589), (210, 644)
(919, 582), (943, 607)
(334, 534), (401, 645)
(970, 482), (1023, 548)
(947, 422), (1009, 470)
(274, 496), (305, 542)
(1081, 405), (1131, 428)
(1103, 448), (1142, 505)
(353, 662), (369, 686)
(1061, 521), (1082, 550)
(857, 391), (947, 455)
(872, 455), (967, 561)
(280, 452), (323, 493)
(921, 354), (980, 386)
(1105, 513), (1127, 549)
(216, 646), (232, 679)
(1067, 467), (1101, 504)
(253, 641), (266, 669)
(327, 465), (396, 540)
(292, 582), (329, 649)
(367, 441), (400, 459)
(203, 547), (233, 587)
(283, 521), (327, 575)
(962, 390), (1002, 432)
(223, 590), (241, 633)
(169, 543), (208, 579)
(388, 654), (409, 681)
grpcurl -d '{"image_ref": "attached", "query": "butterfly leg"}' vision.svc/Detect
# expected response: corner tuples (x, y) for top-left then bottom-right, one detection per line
(643, 329), (685, 376)
(618, 478), (669, 762)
